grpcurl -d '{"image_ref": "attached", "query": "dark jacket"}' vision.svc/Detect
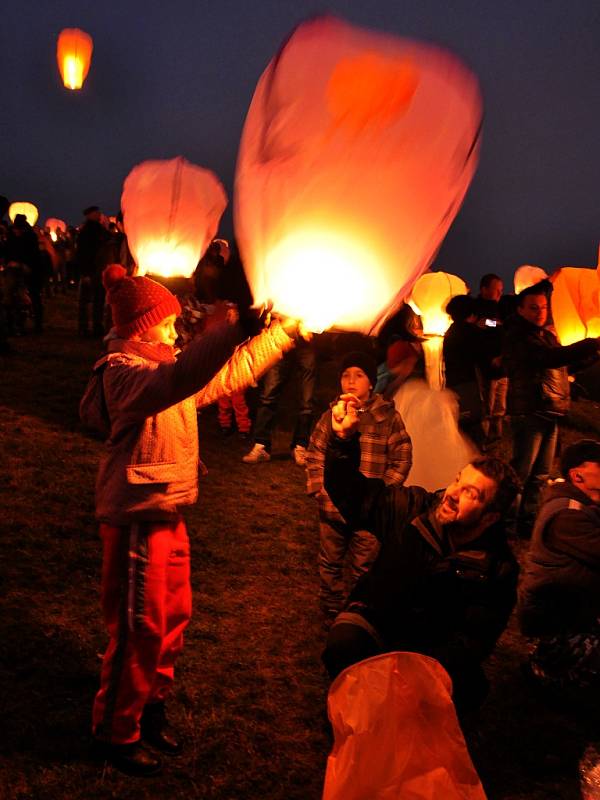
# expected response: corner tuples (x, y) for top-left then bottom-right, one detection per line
(518, 481), (600, 636)
(502, 314), (599, 416)
(324, 434), (519, 679)
(443, 321), (486, 388)
(75, 220), (111, 278)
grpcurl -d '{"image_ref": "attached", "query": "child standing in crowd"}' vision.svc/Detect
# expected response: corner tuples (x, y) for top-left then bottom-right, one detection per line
(306, 351), (412, 625)
(83, 264), (298, 776)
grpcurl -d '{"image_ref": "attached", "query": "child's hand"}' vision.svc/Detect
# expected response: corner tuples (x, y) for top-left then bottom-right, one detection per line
(332, 393), (361, 439)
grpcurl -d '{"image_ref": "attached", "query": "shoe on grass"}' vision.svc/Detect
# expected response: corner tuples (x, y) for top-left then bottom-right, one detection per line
(92, 739), (162, 777)
(141, 701), (182, 755)
(293, 445), (307, 466)
(242, 443), (271, 463)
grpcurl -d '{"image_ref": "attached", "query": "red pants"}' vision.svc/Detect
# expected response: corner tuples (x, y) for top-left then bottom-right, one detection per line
(217, 391), (251, 433)
(92, 518), (191, 744)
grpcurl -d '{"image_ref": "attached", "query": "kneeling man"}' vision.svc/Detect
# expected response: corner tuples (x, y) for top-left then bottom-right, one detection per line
(322, 394), (521, 711)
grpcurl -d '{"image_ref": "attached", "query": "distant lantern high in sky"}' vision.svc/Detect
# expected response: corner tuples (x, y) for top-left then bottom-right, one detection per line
(121, 156), (227, 280)
(235, 15), (482, 334)
(56, 28), (93, 90)
(8, 201), (39, 226)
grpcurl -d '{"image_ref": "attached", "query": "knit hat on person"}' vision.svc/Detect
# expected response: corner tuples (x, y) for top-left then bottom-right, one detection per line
(560, 439), (600, 478)
(339, 351), (378, 388)
(102, 264), (181, 338)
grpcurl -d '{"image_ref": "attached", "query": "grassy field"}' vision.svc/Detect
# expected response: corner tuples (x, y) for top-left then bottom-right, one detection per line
(1, 293), (599, 799)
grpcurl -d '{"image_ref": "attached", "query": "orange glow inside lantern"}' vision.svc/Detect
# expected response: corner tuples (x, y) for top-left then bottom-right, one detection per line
(550, 266), (600, 345)
(45, 218), (67, 241)
(57, 28), (93, 90)
(514, 265), (548, 295)
(9, 202), (39, 227)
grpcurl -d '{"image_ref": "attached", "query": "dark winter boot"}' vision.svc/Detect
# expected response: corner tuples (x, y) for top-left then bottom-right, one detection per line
(141, 701), (182, 755)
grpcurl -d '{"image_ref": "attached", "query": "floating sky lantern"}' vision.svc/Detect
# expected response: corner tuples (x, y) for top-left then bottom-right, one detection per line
(8, 201), (39, 227)
(45, 218), (67, 241)
(407, 270), (467, 389)
(57, 28), (93, 90)
(234, 15), (481, 333)
(513, 265), (548, 295)
(550, 265), (600, 345)
(121, 157), (227, 280)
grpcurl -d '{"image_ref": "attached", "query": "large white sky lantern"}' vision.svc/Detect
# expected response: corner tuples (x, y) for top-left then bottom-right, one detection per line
(121, 157), (227, 279)
(234, 15), (482, 333)
(408, 270), (467, 390)
(550, 265), (600, 345)
(9, 202), (39, 227)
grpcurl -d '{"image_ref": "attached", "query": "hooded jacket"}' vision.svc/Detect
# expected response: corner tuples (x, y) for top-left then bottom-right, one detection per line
(82, 321), (293, 525)
(518, 480), (600, 636)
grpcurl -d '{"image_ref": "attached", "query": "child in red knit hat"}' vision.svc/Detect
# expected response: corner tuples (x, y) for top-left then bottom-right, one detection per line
(83, 264), (298, 776)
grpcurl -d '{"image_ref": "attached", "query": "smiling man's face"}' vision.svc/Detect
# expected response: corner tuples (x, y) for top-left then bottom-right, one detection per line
(435, 464), (498, 530)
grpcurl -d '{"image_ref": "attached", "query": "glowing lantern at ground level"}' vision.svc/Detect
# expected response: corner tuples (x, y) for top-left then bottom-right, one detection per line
(235, 15), (481, 334)
(9, 202), (39, 226)
(121, 157), (227, 280)
(514, 265), (548, 295)
(45, 218), (67, 241)
(57, 28), (93, 90)
(408, 271), (467, 390)
(550, 266), (600, 345)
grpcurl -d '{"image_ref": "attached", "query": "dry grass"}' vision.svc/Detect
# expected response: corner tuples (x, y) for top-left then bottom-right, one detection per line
(1, 294), (598, 799)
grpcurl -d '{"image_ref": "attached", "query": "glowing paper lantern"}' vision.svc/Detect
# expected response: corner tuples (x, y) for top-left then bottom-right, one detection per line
(57, 28), (93, 90)
(514, 265), (548, 295)
(9, 202), (39, 227)
(121, 157), (227, 279)
(407, 270), (467, 389)
(323, 652), (486, 800)
(235, 15), (481, 333)
(45, 218), (67, 241)
(550, 266), (600, 345)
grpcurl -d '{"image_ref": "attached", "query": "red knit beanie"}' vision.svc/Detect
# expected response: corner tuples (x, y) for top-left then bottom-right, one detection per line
(102, 264), (182, 338)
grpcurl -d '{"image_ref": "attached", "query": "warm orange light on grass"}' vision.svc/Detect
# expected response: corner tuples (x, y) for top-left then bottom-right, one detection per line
(9, 202), (38, 226)
(57, 29), (93, 90)
(550, 266), (600, 345)
(121, 157), (227, 280)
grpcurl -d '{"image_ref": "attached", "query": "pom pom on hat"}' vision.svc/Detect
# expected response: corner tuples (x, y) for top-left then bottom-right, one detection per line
(102, 264), (181, 338)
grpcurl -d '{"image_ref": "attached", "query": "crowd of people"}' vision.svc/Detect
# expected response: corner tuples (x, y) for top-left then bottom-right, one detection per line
(1, 198), (598, 781)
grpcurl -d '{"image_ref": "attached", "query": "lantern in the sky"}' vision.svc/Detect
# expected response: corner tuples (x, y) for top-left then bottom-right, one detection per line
(514, 265), (548, 295)
(8, 202), (39, 227)
(407, 270), (467, 389)
(57, 28), (93, 90)
(549, 265), (600, 345)
(45, 218), (67, 241)
(121, 157), (227, 279)
(235, 15), (481, 333)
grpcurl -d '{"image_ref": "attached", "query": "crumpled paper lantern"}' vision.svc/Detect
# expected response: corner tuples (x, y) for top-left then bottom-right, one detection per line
(407, 270), (467, 389)
(550, 265), (600, 345)
(235, 15), (481, 333)
(45, 218), (67, 241)
(514, 265), (548, 295)
(121, 157), (227, 279)
(323, 652), (487, 800)
(57, 28), (93, 90)
(9, 202), (38, 227)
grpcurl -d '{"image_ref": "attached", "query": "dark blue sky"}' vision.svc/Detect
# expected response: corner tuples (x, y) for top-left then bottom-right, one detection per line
(2, 0), (599, 288)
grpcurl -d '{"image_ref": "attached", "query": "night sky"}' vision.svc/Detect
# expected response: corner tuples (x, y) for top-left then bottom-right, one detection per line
(2, 0), (599, 289)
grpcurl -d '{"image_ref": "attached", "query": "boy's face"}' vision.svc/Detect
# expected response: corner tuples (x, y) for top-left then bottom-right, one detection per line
(340, 366), (372, 403)
(141, 314), (178, 347)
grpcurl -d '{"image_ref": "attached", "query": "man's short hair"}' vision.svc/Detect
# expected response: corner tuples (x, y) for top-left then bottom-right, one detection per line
(445, 294), (475, 322)
(471, 456), (522, 516)
(560, 439), (600, 478)
(517, 279), (552, 306)
(479, 273), (502, 290)
(83, 205), (100, 216)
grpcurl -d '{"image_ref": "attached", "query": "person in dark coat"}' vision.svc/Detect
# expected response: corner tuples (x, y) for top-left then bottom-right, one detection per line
(5, 215), (43, 333)
(518, 439), (600, 695)
(502, 281), (600, 536)
(75, 206), (111, 336)
(321, 394), (521, 712)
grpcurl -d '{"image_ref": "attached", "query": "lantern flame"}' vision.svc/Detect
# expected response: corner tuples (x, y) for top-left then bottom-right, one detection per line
(57, 29), (93, 91)
(264, 228), (388, 332)
(134, 241), (201, 280)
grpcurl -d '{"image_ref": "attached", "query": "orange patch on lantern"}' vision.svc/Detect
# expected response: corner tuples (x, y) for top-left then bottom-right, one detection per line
(327, 52), (419, 134)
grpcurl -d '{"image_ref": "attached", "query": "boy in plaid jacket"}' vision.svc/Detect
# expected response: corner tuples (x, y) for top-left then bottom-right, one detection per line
(306, 351), (412, 624)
